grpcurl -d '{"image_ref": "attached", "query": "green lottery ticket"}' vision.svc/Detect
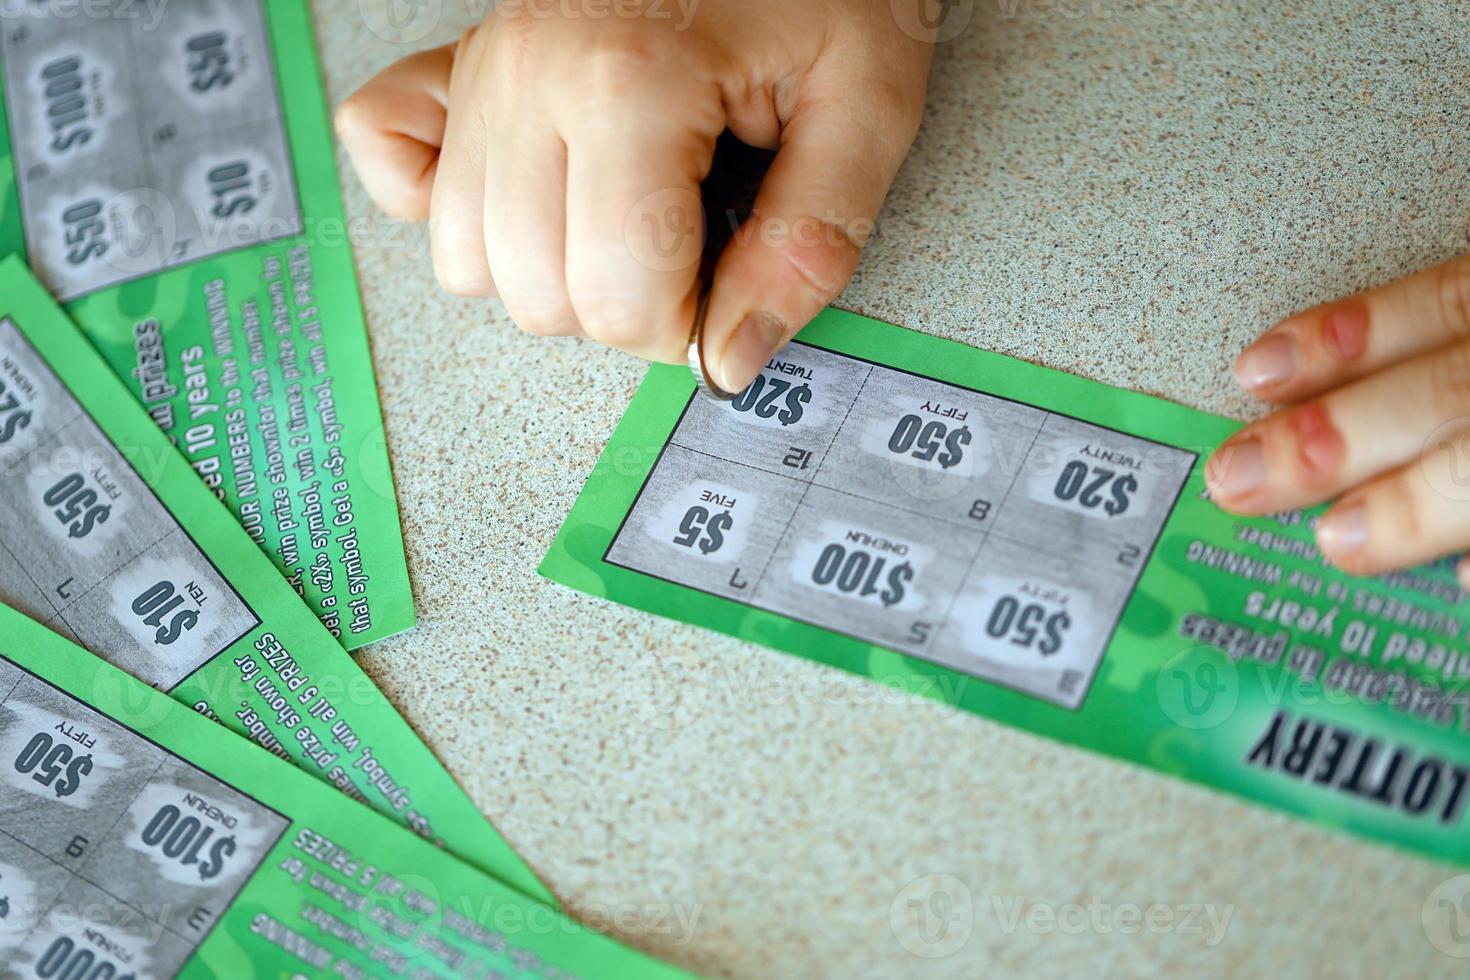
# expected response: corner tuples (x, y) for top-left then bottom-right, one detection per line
(542, 308), (1470, 866)
(0, 256), (550, 903)
(0, 609), (686, 980)
(0, 0), (413, 647)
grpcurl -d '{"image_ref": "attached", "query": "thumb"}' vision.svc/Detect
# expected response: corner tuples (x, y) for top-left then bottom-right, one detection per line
(702, 61), (928, 394)
(335, 43), (456, 222)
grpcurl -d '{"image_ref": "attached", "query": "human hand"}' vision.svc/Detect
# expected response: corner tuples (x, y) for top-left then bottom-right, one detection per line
(1206, 255), (1470, 585)
(335, 0), (934, 393)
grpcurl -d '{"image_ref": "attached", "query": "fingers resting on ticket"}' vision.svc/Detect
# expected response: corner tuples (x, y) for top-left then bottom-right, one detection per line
(1209, 254), (1470, 585)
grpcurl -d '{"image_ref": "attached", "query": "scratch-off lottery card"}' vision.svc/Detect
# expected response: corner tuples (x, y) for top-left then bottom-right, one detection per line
(0, 310), (259, 688)
(0, 0), (412, 648)
(0, 665), (288, 976)
(0, 256), (551, 904)
(543, 308), (1470, 866)
(0, 609), (689, 979)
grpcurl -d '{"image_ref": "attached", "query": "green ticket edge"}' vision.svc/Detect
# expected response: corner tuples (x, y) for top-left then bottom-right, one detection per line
(0, 607), (688, 979)
(0, 255), (552, 904)
(0, 0), (415, 648)
(542, 307), (1470, 866)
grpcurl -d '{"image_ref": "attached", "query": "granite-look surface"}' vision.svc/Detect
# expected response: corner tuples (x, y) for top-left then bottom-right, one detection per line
(318, 2), (1470, 976)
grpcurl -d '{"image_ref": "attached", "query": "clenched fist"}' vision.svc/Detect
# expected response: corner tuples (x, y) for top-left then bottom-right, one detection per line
(336, 0), (935, 393)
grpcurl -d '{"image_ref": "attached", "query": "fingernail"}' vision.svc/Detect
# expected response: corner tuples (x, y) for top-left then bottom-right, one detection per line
(718, 311), (787, 394)
(1234, 335), (1297, 391)
(1207, 437), (1266, 501)
(1318, 503), (1369, 557)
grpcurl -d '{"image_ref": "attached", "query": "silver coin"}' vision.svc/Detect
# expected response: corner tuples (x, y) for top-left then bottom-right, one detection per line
(687, 284), (738, 401)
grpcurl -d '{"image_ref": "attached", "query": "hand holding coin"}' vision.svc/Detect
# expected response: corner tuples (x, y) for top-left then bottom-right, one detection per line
(337, 1), (935, 393)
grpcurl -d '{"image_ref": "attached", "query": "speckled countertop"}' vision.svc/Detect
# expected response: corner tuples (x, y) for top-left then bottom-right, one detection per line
(319, 3), (1470, 976)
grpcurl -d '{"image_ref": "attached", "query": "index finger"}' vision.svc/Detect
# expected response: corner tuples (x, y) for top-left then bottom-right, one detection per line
(558, 54), (724, 362)
(1235, 254), (1470, 404)
(335, 44), (456, 222)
